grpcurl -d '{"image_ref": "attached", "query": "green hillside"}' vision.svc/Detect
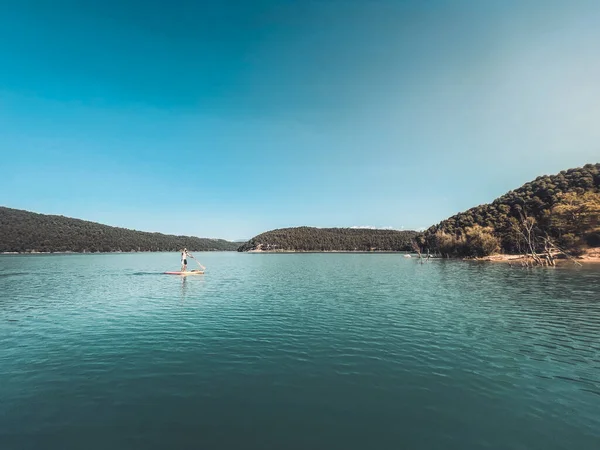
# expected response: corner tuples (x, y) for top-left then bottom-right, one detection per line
(421, 163), (600, 257)
(0, 207), (239, 253)
(238, 227), (418, 252)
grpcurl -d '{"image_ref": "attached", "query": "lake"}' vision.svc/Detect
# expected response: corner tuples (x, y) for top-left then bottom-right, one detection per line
(1, 253), (599, 449)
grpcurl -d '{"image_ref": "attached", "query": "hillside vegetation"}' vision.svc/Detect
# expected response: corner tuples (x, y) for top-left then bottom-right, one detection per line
(238, 227), (418, 252)
(421, 163), (600, 258)
(0, 207), (239, 253)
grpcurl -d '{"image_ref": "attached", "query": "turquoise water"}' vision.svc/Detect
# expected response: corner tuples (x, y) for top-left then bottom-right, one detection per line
(1, 253), (599, 450)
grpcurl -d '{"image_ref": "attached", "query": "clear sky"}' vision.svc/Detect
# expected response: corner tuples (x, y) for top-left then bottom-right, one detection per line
(1, 0), (599, 240)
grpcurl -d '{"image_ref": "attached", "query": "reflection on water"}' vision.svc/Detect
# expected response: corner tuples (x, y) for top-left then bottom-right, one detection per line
(180, 275), (187, 299)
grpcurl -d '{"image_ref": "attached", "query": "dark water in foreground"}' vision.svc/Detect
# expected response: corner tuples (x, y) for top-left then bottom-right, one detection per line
(1, 253), (599, 450)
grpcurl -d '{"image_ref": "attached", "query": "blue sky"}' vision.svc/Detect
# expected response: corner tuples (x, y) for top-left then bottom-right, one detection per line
(1, 0), (599, 240)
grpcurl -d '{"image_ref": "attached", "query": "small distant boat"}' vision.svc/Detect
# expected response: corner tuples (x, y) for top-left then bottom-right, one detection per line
(164, 270), (205, 275)
(404, 254), (412, 258)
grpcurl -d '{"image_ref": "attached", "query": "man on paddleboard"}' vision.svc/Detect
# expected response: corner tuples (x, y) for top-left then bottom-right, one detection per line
(181, 248), (191, 272)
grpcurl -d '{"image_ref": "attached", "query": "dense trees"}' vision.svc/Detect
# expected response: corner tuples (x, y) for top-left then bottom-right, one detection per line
(423, 164), (600, 257)
(430, 225), (500, 258)
(4, 164), (598, 257)
(0, 207), (239, 253)
(238, 227), (417, 252)
(550, 191), (600, 248)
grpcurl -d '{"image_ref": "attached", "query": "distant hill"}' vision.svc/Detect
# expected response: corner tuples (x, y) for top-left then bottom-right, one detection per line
(0, 207), (239, 253)
(238, 227), (418, 252)
(421, 163), (600, 257)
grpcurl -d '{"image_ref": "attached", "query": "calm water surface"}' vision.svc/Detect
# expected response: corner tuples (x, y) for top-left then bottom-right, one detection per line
(1, 253), (599, 449)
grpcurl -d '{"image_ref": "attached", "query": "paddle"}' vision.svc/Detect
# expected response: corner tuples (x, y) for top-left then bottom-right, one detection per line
(189, 254), (206, 271)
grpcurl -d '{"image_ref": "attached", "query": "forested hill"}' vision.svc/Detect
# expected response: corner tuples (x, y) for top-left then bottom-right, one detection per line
(0, 207), (239, 253)
(238, 227), (418, 252)
(421, 163), (600, 257)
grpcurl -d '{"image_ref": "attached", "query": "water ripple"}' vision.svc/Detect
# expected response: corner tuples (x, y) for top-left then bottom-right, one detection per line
(0, 253), (599, 450)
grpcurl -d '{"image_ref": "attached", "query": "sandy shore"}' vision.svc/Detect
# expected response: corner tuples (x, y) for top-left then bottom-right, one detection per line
(476, 249), (600, 264)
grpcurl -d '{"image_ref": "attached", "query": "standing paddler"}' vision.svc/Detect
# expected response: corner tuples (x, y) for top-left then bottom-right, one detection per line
(178, 247), (206, 273)
(181, 248), (191, 272)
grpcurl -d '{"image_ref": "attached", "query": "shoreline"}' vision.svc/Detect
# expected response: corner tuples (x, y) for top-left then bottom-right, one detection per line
(474, 250), (600, 264)
(246, 249), (600, 263)
(245, 249), (413, 253)
(0, 250), (237, 255)
(4, 249), (599, 263)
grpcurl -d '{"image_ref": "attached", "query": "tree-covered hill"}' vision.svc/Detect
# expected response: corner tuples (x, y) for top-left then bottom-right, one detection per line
(0, 207), (239, 253)
(238, 227), (418, 252)
(422, 163), (600, 258)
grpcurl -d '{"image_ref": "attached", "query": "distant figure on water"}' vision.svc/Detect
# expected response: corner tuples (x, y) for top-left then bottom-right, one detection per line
(181, 248), (191, 272)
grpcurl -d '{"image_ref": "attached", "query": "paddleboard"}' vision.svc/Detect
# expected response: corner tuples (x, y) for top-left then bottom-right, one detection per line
(164, 271), (205, 275)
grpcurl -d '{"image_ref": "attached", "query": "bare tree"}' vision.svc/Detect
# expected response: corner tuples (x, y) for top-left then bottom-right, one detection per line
(542, 234), (582, 267)
(412, 241), (425, 264)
